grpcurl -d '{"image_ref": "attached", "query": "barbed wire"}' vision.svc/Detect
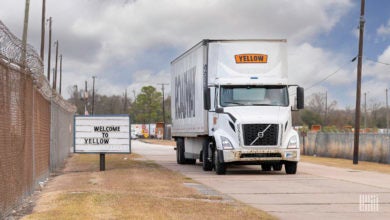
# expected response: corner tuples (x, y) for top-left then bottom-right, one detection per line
(0, 20), (76, 113)
(0, 20), (43, 77)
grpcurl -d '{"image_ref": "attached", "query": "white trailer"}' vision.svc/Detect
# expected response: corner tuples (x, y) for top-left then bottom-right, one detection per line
(171, 39), (304, 175)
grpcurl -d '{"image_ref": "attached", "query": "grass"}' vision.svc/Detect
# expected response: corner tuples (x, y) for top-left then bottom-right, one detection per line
(301, 155), (390, 174)
(23, 153), (275, 220)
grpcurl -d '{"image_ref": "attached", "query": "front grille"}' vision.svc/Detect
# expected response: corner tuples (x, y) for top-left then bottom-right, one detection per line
(243, 124), (278, 146)
(240, 153), (282, 158)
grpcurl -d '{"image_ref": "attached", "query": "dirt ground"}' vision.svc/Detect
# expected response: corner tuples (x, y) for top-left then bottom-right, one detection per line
(138, 138), (176, 146)
(16, 153), (273, 220)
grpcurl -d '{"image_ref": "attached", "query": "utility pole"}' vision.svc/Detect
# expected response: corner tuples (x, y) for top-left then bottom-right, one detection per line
(353, 0), (365, 165)
(92, 76), (96, 115)
(52, 68), (55, 91)
(386, 88), (389, 135)
(324, 91), (328, 126)
(53, 40), (59, 90)
(21, 0), (30, 68)
(158, 83), (169, 139)
(84, 81), (89, 115)
(364, 92), (367, 130)
(47, 17), (52, 81)
(59, 54), (62, 94)
(124, 89), (128, 113)
(73, 85), (78, 106)
(40, 0), (46, 61)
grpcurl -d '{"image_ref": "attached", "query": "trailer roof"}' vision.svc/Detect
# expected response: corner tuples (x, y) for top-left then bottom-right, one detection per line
(171, 39), (287, 64)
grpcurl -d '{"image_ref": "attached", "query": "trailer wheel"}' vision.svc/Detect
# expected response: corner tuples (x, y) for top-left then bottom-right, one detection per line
(176, 138), (186, 164)
(214, 150), (226, 175)
(202, 140), (214, 171)
(285, 161), (297, 174)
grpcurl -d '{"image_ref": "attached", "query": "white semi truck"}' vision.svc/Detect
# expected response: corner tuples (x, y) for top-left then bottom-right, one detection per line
(171, 39), (304, 175)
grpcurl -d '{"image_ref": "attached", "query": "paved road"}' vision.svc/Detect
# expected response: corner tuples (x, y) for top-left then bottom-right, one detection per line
(132, 140), (390, 220)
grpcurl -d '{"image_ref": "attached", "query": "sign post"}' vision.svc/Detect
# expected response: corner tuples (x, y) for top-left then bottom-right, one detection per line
(74, 115), (131, 171)
(100, 154), (105, 171)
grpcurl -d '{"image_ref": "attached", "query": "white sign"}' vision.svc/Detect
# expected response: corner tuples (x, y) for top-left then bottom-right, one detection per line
(74, 115), (131, 153)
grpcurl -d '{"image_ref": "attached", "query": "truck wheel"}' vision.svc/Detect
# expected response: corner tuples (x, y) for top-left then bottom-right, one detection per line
(285, 161), (297, 174)
(273, 163), (283, 171)
(176, 138), (186, 164)
(202, 140), (213, 171)
(262, 164), (271, 171)
(214, 150), (226, 175)
(186, 158), (196, 164)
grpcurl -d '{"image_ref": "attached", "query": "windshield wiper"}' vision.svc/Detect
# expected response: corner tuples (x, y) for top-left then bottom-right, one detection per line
(223, 101), (243, 105)
(252, 103), (273, 106)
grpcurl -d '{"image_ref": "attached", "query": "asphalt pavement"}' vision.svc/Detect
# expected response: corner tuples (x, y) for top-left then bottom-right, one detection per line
(132, 140), (390, 220)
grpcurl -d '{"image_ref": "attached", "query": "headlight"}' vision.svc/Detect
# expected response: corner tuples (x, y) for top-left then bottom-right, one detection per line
(220, 136), (234, 150)
(287, 136), (298, 149)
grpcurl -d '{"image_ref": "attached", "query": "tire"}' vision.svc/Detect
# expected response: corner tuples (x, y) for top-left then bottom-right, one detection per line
(285, 161), (297, 174)
(186, 158), (197, 164)
(262, 164), (272, 171)
(176, 138), (186, 164)
(273, 163), (283, 171)
(202, 140), (213, 171)
(214, 150), (226, 175)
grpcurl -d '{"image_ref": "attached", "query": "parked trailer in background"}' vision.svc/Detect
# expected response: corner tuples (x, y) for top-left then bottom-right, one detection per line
(171, 39), (304, 175)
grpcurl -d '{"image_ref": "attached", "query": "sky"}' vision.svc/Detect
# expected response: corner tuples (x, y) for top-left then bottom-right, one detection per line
(1, 0), (390, 109)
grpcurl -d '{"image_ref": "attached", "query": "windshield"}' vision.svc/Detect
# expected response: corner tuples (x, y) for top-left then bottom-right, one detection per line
(220, 85), (289, 107)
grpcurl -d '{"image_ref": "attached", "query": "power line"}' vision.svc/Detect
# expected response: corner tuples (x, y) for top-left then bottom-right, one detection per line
(365, 58), (390, 66)
(305, 56), (357, 91)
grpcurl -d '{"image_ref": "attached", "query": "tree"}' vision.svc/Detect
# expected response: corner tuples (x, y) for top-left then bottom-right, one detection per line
(131, 86), (162, 124)
(164, 96), (172, 123)
(300, 109), (323, 129)
(67, 88), (131, 115)
(306, 92), (337, 126)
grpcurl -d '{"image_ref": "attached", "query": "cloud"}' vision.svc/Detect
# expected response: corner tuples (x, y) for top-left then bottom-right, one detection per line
(377, 19), (390, 38)
(361, 79), (388, 108)
(1, 0), (354, 99)
(289, 43), (354, 87)
(364, 45), (390, 80)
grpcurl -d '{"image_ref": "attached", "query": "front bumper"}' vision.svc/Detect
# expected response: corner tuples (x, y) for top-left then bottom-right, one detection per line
(222, 148), (300, 163)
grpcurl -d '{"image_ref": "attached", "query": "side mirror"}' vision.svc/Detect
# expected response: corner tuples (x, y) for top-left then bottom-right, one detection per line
(204, 88), (211, 110)
(297, 87), (304, 110)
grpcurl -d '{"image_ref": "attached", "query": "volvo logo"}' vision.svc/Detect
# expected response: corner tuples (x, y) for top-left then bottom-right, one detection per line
(250, 124), (272, 146)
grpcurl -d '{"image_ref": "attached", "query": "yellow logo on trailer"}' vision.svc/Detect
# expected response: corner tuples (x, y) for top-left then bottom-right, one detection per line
(234, 54), (268, 64)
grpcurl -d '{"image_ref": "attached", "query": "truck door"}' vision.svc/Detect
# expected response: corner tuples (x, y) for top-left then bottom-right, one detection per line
(208, 86), (218, 136)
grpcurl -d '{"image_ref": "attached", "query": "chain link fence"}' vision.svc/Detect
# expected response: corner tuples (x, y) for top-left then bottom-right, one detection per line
(0, 20), (76, 218)
(50, 101), (74, 172)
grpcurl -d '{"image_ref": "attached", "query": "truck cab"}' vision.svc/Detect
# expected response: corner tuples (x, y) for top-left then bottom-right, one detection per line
(205, 83), (304, 174)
